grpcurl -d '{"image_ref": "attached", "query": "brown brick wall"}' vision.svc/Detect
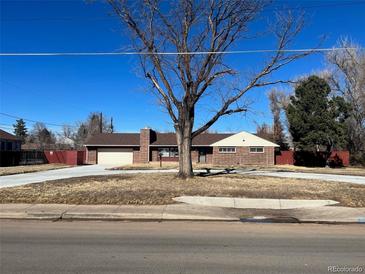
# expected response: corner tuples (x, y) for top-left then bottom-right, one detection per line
(86, 147), (97, 164)
(212, 146), (275, 166)
(151, 149), (159, 161)
(192, 149), (199, 163)
(133, 149), (140, 164)
(206, 152), (213, 164)
(139, 128), (151, 163)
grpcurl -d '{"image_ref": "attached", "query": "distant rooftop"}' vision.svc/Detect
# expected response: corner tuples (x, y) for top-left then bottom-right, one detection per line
(0, 129), (20, 141)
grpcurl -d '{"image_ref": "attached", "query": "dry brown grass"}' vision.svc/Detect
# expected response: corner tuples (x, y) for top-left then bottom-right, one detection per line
(109, 162), (216, 170)
(110, 162), (365, 176)
(0, 164), (71, 176)
(1, 173), (364, 207)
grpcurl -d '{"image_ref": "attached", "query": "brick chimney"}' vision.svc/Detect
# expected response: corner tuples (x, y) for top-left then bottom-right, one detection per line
(140, 127), (152, 163)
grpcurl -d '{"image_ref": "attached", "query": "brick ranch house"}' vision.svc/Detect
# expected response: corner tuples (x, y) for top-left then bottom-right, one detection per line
(85, 128), (279, 166)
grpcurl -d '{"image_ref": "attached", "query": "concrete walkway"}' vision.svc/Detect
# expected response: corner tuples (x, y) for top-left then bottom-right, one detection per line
(173, 196), (339, 209)
(242, 170), (365, 185)
(1, 203), (364, 224)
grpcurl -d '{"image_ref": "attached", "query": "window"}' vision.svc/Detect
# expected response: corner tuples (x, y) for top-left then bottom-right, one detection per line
(169, 148), (179, 157)
(218, 147), (236, 153)
(158, 148), (179, 157)
(159, 148), (169, 157)
(250, 147), (264, 153)
(15, 142), (21, 151)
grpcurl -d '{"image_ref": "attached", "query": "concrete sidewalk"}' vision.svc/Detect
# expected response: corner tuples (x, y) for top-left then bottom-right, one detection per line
(1, 203), (364, 224)
(0, 203), (238, 221)
(173, 196), (339, 209)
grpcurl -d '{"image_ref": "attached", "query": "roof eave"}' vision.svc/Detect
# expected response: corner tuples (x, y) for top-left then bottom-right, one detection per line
(85, 144), (140, 147)
(149, 144), (212, 147)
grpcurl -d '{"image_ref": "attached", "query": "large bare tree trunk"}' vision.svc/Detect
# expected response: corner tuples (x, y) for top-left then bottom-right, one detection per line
(176, 119), (193, 178)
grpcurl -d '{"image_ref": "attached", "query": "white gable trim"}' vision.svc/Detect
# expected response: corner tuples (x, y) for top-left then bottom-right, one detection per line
(210, 131), (279, 147)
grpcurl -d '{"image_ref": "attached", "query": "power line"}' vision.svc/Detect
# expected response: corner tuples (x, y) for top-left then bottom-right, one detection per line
(0, 124), (13, 129)
(0, 47), (362, 57)
(0, 112), (78, 128)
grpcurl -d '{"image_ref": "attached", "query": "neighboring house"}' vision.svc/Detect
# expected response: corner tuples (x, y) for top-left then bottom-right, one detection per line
(0, 129), (22, 166)
(85, 128), (279, 166)
(21, 143), (42, 150)
(0, 129), (21, 152)
(58, 136), (75, 147)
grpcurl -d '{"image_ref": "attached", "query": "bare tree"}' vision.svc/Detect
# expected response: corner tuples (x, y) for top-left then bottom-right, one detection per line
(73, 112), (114, 147)
(268, 89), (289, 150)
(108, 0), (312, 177)
(28, 122), (56, 149)
(326, 38), (365, 164)
(61, 125), (75, 139)
(256, 123), (273, 141)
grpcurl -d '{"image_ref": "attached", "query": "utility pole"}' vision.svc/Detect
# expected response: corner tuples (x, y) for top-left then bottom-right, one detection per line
(99, 112), (103, 133)
(110, 117), (114, 133)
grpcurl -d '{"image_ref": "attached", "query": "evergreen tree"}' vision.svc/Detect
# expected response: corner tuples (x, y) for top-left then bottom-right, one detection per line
(286, 76), (350, 165)
(13, 119), (28, 143)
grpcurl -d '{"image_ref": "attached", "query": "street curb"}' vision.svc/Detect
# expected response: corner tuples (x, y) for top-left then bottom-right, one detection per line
(0, 213), (240, 222)
(1, 213), (364, 224)
(239, 216), (365, 225)
(0, 213), (61, 221)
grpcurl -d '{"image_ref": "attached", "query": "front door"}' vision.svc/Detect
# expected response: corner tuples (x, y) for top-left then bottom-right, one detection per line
(199, 149), (206, 163)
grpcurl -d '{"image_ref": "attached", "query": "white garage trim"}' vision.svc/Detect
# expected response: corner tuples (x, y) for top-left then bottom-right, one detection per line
(97, 148), (133, 166)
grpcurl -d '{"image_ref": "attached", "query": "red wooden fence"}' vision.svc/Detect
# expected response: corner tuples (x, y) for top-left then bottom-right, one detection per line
(44, 150), (85, 165)
(275, 151), (295, 165)
(330, 151), (350, 167)
(275, 150), (349, 167)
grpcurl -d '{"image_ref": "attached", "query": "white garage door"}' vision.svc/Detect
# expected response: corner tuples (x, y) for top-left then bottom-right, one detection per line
(97, 148), (133, 165)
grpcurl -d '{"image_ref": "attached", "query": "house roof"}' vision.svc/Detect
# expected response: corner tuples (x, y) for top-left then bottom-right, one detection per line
(0, 129), (21, 141)
(210, 131), (279, 147)
(85, 132), (234, 146)
(85, 131), (278, 147)
(86, 133), (140, 146)
(150, 132), (234, 146)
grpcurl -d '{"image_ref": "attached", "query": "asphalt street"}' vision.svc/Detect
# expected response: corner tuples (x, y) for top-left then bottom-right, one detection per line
(1, 221), (364, 273)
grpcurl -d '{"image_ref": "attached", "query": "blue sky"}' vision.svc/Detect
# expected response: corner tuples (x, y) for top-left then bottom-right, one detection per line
(1, 0), (365, 134)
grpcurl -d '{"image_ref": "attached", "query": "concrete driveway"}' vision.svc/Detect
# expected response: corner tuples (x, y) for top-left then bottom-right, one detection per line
(0, 165), (364, 188)
(0, 165), (176, 188)
(242, 170), (365, 185)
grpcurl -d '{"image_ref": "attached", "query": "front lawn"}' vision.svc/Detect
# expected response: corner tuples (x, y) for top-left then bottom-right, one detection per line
(110, 162), (365, 176)
(0, 164), (70, 176)
(0, 174), (364, 207)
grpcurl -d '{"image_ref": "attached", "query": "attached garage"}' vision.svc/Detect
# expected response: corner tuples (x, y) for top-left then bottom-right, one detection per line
(97, 148), (133, 165)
